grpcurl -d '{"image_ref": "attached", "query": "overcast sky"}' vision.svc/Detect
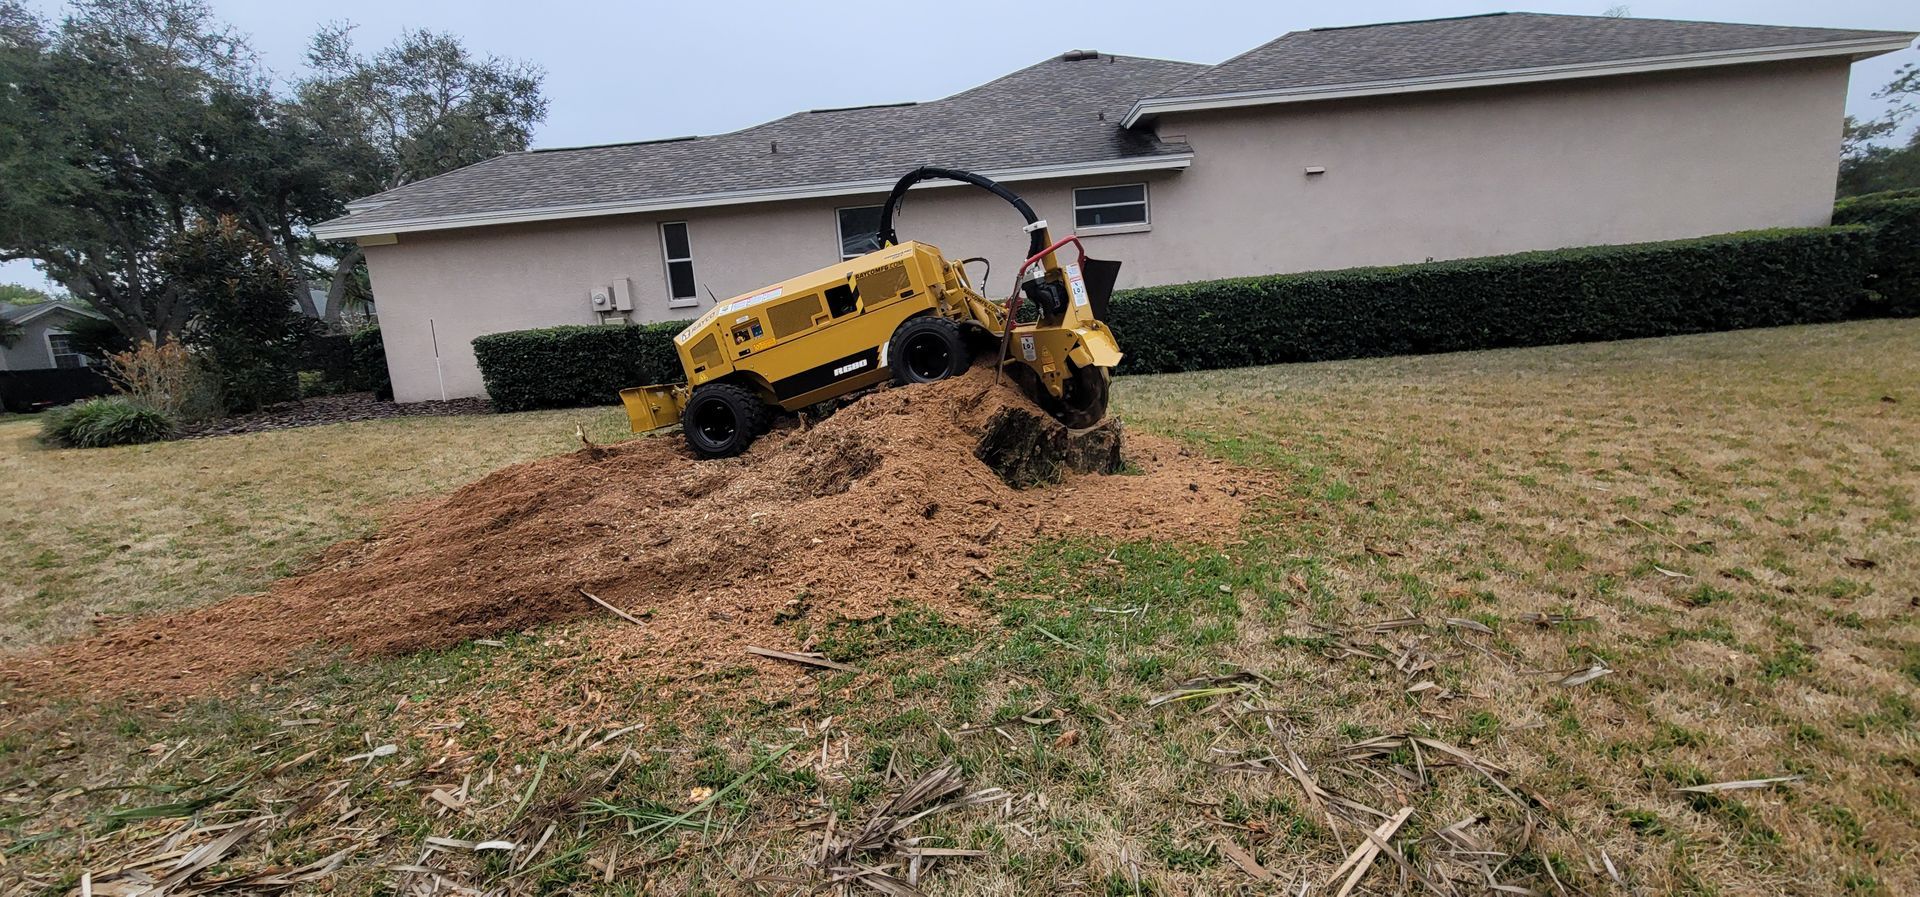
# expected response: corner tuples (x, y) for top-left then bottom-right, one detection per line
(5, 0), (1915, 290)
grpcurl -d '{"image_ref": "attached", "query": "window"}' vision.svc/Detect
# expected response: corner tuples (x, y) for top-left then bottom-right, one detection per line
(46, 332), (88, 369)
(1073, 183), (1148, 229)
(660, 222), (697, 303)
(837, 206), (884, 259)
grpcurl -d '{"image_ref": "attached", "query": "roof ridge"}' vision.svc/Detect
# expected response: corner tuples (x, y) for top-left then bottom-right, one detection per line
(1141, 32), (1304, 102)
(530, 136), (700, 153)
(1308, 11), (1514, 32)
(808, 101), (918, 114)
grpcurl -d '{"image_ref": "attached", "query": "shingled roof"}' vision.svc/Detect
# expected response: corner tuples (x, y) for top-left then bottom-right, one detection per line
(316, 12), (1913, 240)
(1125, 12), (1912, 123)
(314, 53), (1204, 239)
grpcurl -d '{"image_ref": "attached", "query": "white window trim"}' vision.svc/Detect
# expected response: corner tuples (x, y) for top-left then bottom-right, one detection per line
(44, 329), (89, 369)
(836, 205), (884, 260)
(660, 221), (700, 308)
(1073, 183), (1150, 235)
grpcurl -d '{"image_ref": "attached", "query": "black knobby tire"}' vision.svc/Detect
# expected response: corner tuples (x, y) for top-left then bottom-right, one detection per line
(889, 316), (973, 385)
(682, 382), (770, 458)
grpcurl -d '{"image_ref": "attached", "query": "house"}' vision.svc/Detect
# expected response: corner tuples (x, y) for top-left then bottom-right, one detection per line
(0, 301), (105, 371)
(312, 12), (1917, 404)
(0, 301), (113, 411)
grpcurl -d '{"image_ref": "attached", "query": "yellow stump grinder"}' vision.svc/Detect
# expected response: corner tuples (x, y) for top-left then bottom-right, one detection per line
(620, 166), (1125, 457)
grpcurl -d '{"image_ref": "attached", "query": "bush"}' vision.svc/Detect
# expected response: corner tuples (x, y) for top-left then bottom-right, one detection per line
(163, 219), (304, 413)
(298, 370), (346, 398)
(472, 322), (688, 412)
(1832, 191), (1920, 317)
(347, 325), (392, 399)
(39, 396), (178, 448)
(298, 332), (354, 388)
(103, 340), (220, 420)
(1106, 227), (1873, 375)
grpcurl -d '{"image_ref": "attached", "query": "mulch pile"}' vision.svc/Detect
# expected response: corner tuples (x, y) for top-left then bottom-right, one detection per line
(3, 368), (1263, 702)
(176, 392), (493, 439)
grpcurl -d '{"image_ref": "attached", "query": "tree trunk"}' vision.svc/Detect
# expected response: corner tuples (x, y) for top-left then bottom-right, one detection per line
(322, 246), (365, 325)
(246, 213), (319, 320)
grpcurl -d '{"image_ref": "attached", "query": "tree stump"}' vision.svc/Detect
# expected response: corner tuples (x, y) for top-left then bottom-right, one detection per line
(974, 406), (1125, 487)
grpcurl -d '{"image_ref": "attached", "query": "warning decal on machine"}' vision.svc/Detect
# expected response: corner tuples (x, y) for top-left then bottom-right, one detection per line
(1066, 263), (1089, 308)
(1020, 335), (1037, 362)
(678, 287), (786, 344)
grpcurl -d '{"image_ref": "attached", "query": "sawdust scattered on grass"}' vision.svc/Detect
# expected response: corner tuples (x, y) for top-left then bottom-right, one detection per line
(3, 368), (1263, 702)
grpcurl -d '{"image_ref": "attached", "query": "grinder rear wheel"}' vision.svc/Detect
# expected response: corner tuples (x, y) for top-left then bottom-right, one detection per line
(682, 382), (768, 458)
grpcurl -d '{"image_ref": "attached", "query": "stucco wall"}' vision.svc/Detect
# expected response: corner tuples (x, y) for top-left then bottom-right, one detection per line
(1142, 58), (1851, 281)
(363, 58), (1851, 403)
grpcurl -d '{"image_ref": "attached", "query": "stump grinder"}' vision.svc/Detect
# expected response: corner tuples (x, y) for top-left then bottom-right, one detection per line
(620, 166), (1125, 458)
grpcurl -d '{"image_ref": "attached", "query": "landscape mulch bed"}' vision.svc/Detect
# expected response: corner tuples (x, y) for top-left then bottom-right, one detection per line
(3, 368), (1267, 704)
(177, 391), (493, 438)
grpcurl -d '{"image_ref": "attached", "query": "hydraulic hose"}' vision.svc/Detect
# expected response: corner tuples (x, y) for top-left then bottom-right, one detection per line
(876, 166), (1049, 261)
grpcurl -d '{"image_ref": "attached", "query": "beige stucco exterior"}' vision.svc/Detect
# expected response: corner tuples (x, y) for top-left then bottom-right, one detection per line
(364, 58), (1852, 403)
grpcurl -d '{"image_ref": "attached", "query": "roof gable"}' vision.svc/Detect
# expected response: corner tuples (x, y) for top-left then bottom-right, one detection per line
(0, 301), (103, 326)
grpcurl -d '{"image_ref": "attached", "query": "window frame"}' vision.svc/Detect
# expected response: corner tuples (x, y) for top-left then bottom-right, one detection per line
(659, 221), (699, 307)
(1072, 183), (1151, 233)
(45, 329), (88, 369)
(835, 205), (885, 260)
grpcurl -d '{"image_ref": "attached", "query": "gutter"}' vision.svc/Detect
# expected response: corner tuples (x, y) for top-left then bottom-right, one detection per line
(314, 154), (1194, 241)
(1122, 34), (1918, 127)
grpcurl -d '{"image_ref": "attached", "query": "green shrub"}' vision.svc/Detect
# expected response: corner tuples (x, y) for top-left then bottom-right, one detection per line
(1106, 227), (1872, 375)
(472, 322), (689, 412)
(347, 325), (392, 400)
(297, 370), (346, 398)
(1836, 187), (1920, 208)
(39, 396), (177, 448)
(163, 219), (303, 412)
(1832, 192), (1920, 317)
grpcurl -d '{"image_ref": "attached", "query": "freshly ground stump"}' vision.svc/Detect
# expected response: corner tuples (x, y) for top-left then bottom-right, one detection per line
(974, 407), (1126, 487)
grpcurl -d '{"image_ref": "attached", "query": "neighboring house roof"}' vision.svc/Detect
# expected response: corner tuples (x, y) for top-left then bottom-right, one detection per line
(314, 53), (1206, 239)
(0, 300), (103, 326)
(1124, 12), (1914, 124)
(314, 12), (1916, 241)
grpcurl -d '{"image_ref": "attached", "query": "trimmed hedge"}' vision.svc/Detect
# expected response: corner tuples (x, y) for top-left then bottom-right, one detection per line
(473, 322), (688, 412)
(1832, 191), (1920, 317)
(1106, 227), (1873, 375)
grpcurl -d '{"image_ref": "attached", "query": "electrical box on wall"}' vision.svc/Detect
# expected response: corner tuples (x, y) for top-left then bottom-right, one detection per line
(589, 286), (612, 310)
(611, 277), (635, 311)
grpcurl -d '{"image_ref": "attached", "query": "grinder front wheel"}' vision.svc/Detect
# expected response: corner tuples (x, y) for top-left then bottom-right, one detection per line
(681, 383), (769, 458)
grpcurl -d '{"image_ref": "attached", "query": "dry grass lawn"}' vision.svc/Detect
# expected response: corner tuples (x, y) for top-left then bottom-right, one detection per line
(1, 319), (1915, 897)
(0, 407), (632, 648)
